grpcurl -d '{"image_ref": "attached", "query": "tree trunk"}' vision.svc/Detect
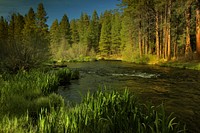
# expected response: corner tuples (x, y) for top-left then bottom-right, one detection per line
(139, 18), (143, 57)
(164, 26), (168, 59)
(196, 0), (200, 57)
(164, 2), (168, 59)
(160, 14), (163, 58)
(185, 3), (192, 58)
(156, 11), (160, 58)
(167, 0), (171, 60)
(174, 41), (178, 59)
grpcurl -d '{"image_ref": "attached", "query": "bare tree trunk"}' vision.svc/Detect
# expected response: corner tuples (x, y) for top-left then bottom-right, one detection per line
(174, 41), (178, 59)
(143, 37), (145, 55)
(196, 0), (200, 57)
(139, 18), (143, 57)
(160, 13), (163, 58)
(167, 0), (171, 60)
(164, 26), (168, 59)
(185, 3), (192, 58)
(156, 11), (160, 58)
(146, 34), (149, 54)
(164, 1), (168, 59)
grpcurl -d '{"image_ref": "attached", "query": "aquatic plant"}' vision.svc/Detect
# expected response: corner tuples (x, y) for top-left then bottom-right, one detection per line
(0, 68), (73, 118)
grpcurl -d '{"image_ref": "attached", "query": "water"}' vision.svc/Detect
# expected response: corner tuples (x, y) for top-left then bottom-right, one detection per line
(58, 60), (200, 132)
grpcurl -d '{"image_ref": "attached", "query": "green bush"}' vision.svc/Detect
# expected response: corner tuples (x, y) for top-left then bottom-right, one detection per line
(56, 68), (71, 86)
(49, 93), (64, 110)
(71, 69), (79, 80)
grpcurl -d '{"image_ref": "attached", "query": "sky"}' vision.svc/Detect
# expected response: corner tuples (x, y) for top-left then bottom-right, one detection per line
(0, 0), (121, 26)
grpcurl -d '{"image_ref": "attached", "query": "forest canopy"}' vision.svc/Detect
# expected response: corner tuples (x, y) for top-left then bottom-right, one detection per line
(0, 0), (199, 72)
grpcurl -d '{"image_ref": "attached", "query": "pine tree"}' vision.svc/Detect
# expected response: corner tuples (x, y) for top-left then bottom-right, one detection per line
(6, 13), (26, 71)
(36, 3), (48, 31)
(70, 19), (79, 44)
(87, 10), (100, 52)
(0, 17), (8, 59)
(111, 11), (121, 54)
(59, 14), (72, 47)
(99, 11), (112, 55)
(78, 13), (90, 46)
(50, 19), (60, 59)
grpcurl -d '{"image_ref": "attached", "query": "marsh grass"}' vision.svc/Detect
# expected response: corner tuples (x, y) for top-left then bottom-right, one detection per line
(159, 60), (200, 70)
(0, 68), (186, 133)
(0, 68), (71, 118)
(0, 89), (186, 133)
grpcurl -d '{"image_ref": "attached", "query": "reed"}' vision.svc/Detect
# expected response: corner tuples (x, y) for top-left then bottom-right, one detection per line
(0, 89), (186, 133)
(0, 69), (186, 133)
(0, 68), (72, 118)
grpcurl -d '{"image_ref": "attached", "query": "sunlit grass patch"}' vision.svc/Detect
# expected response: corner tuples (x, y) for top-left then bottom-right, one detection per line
(34, 89), (186, 133)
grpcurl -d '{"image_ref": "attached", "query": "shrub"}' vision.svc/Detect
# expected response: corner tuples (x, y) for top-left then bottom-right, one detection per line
(71, 69), (79, 80)
(49, 93), (64, 110)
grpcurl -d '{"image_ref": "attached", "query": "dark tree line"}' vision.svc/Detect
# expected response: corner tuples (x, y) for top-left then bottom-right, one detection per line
(0, 0), (200, 72)
(0, 3), (49, 72)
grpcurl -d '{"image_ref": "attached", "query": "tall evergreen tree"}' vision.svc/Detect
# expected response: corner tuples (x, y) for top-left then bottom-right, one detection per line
(59, 14), (72, 47)
(78, 13), (90, 46)
(0, 17), (8, 59)
(111, 11), (122, 54)
(36, 3), (48, 31)
(70, 19), (79, 44)
(99, 11), (112, 55)
(50, 19), (60, 59)
(87, 10), (100, 52)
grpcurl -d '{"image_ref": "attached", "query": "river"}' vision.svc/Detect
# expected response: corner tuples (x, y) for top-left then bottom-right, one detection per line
(58, 60), (200, 133)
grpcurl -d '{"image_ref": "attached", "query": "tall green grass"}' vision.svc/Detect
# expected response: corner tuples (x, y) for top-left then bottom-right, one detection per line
(0, 89), (186, 133)
(0, 68), (73, 118)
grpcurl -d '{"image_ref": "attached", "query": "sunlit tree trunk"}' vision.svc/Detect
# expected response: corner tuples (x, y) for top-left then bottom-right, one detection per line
(164, 25), (168, 59)
(160, 13), (163, 58)
(185, 3), (192, 58)
(156, 11), (160, 58)
(167, 0), (171, 60)
(139, 18), (143, 57)
(164, 2), (168, 59)
(174, 40), (178, 59)
(196, 0), (200, 57)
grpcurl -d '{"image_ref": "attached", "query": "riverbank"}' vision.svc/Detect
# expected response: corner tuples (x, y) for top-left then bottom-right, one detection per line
(0, 88), (186, 133)
(158, 60), (200, 70)
(96, 55), (200, 71)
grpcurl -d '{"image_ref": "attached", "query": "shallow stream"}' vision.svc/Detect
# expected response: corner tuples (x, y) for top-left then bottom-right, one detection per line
(58, 60), (200, 132)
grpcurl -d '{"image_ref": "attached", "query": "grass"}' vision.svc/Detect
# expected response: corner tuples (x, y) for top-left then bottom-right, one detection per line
(159, 60), (200, 70)
(0, 67), (186, 132)
(0, 68), (75, 118)
(0, 87), (186, 133)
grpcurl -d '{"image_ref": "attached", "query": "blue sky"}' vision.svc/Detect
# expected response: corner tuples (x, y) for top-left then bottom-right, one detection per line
(0, 0), (120, 26)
